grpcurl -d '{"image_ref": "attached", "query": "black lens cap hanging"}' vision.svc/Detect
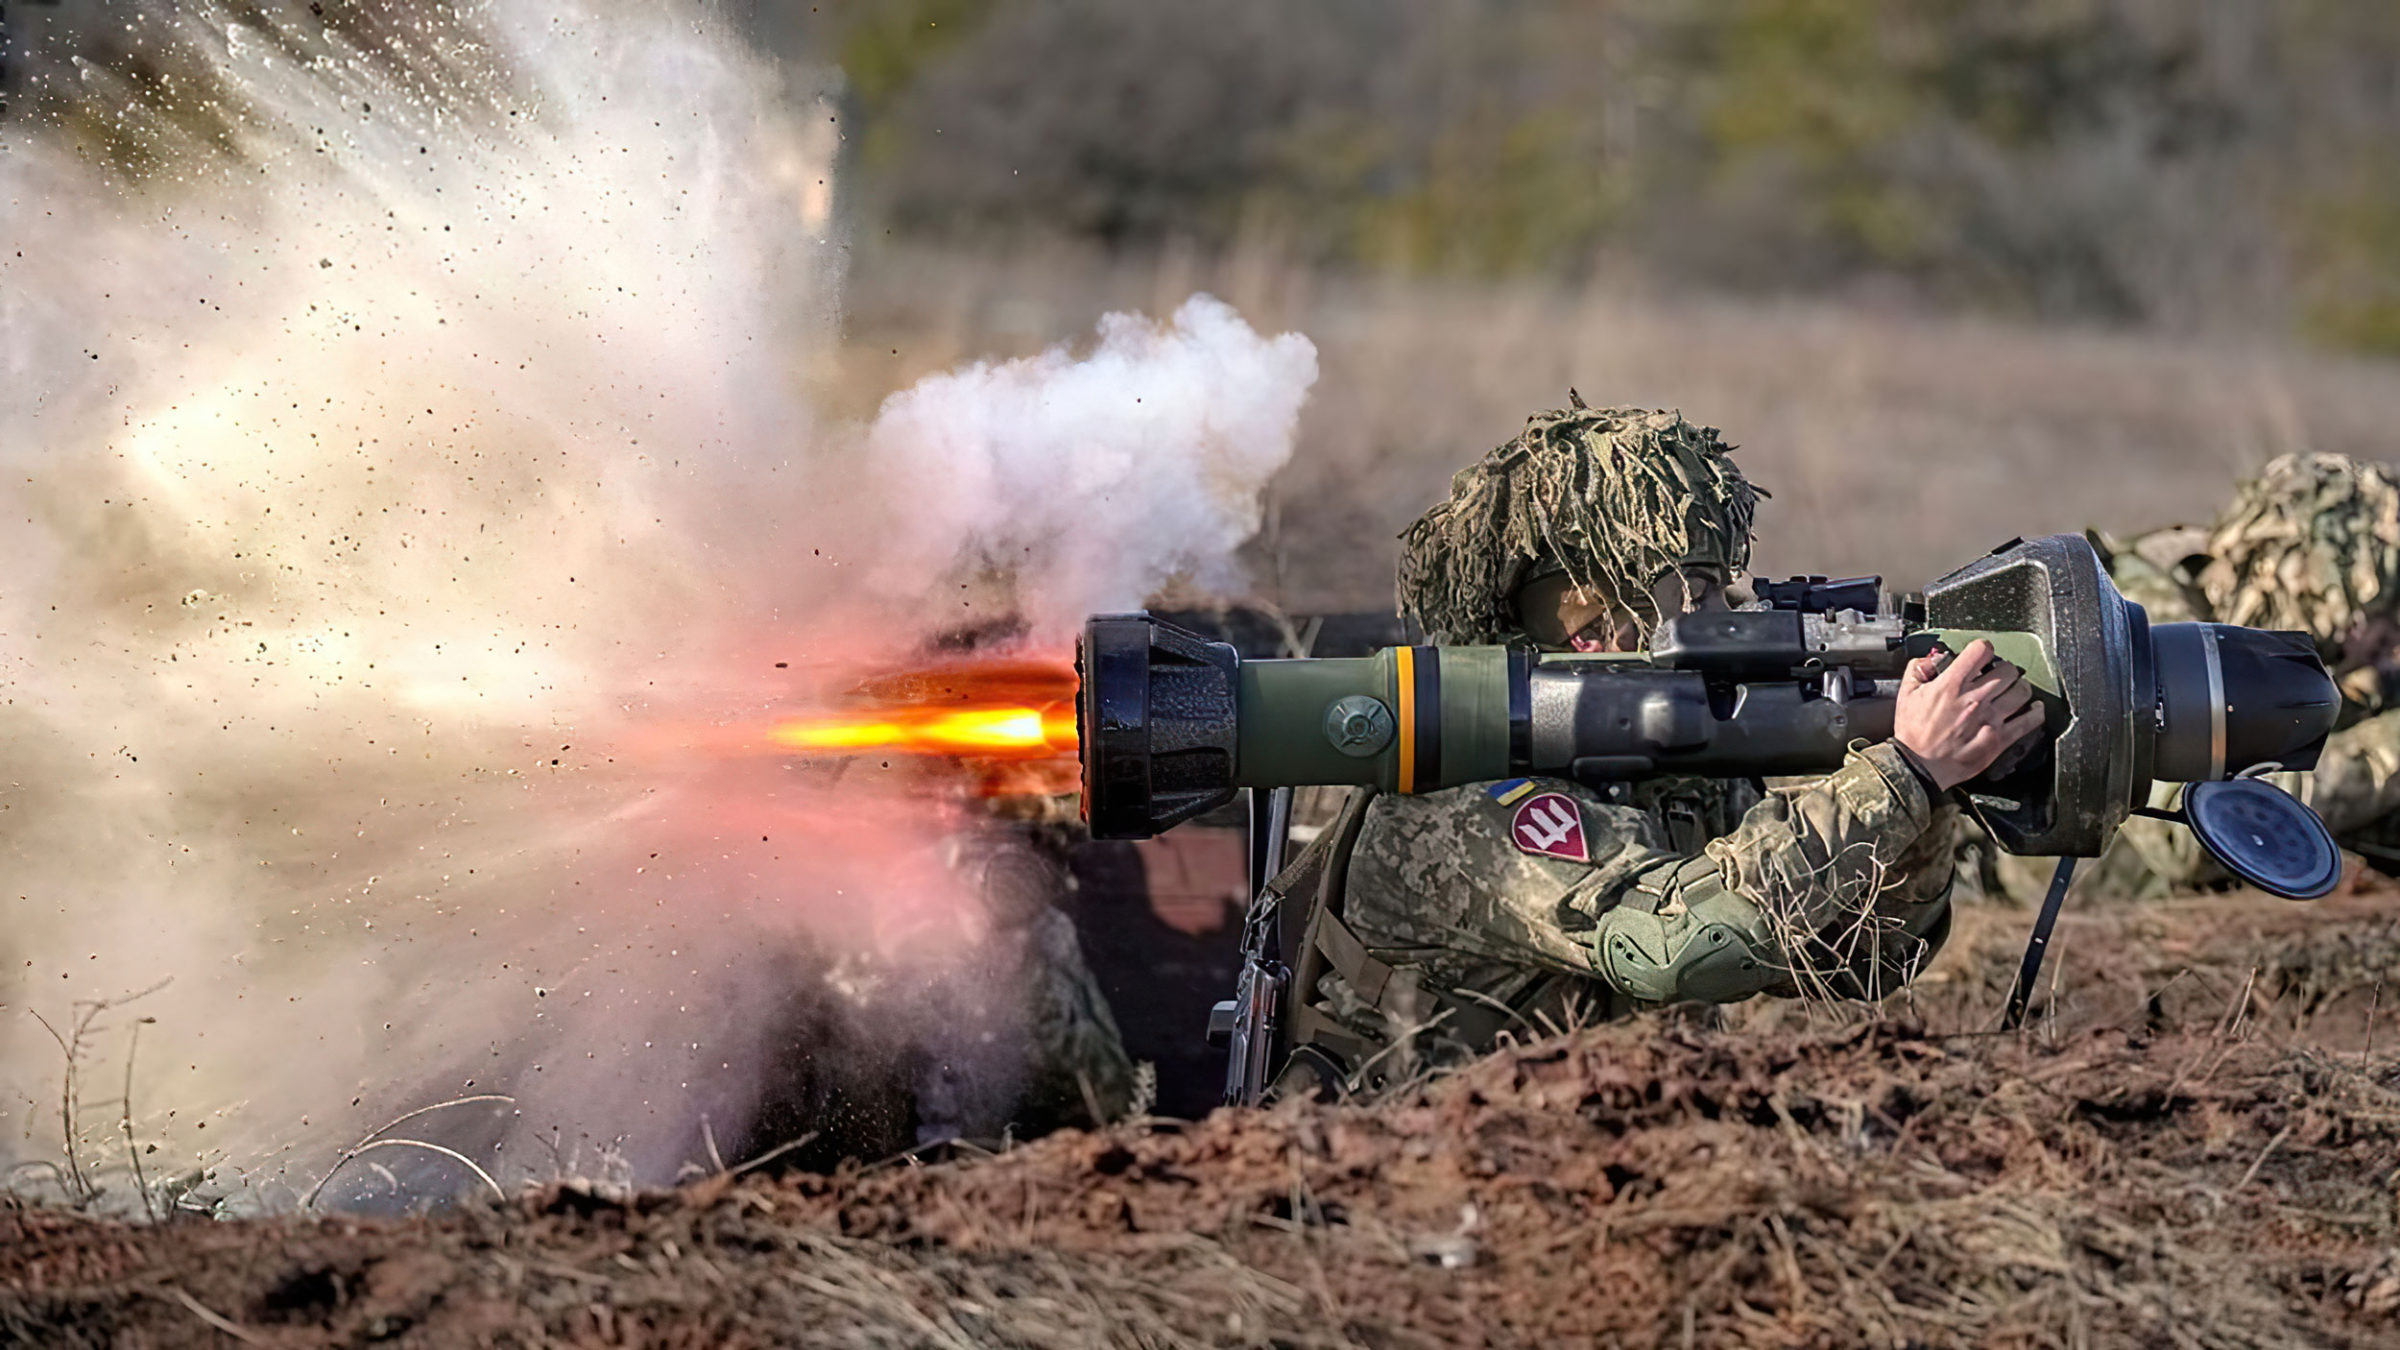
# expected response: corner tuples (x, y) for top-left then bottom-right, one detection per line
(2181, 777), (2341, 899)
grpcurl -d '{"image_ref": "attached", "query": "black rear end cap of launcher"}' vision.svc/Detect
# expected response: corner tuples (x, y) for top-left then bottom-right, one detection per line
(1079, 614), (1240, 840)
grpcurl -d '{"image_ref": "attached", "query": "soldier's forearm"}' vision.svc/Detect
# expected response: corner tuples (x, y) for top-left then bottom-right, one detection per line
(1710, 743), (1938, 929)
(1588, 744), (1945, 1004)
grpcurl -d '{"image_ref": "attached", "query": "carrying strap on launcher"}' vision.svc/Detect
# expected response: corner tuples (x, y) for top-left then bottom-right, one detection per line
(1660, 790), (1709, 856)
(1273, 789), (1379, 1077)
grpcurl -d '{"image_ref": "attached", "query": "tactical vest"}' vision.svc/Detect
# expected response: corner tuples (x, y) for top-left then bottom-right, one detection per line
(1264, 777), (1751, 1098)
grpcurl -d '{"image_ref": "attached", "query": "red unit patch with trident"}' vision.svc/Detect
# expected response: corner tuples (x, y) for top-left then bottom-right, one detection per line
(1509, 792), (1590, 863)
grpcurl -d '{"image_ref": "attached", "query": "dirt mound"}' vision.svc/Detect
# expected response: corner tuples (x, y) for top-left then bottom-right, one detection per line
(11, 887), (2400, 1348)
(11, 1003), (2400, 1348)
(1918, 887), (2400, 1045)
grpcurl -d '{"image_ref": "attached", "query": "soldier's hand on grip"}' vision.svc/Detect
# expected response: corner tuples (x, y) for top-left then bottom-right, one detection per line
(1893, 639), (2045, 791)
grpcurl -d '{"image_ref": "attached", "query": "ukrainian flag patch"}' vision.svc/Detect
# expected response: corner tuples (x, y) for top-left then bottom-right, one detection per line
(1486, 778), (1537, 805)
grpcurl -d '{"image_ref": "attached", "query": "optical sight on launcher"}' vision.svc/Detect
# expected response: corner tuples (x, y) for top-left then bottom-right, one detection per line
(1083, 535), (2350, 1098)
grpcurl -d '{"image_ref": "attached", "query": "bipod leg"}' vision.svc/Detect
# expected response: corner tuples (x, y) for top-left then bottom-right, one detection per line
(2003, 856), (2077, 1031)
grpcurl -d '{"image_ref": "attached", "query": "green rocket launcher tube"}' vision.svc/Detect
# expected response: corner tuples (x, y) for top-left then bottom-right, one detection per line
(1078, 535), (2341, 857)
(1225, 643), (1898, 794)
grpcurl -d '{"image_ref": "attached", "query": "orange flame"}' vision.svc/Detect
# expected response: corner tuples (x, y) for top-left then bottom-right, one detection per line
(769, 703), (1077, 759)
(766, 655), (1080, 780)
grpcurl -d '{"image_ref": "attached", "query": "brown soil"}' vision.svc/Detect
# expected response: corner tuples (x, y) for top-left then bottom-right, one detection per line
(1761, 885), (2400, 1050)
(13, 890), (2400, 1349)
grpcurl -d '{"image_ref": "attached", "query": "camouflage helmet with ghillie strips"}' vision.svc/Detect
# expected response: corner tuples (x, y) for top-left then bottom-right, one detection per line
(1397, 400), (1763, 644)
(2199, 453), (2400, 648)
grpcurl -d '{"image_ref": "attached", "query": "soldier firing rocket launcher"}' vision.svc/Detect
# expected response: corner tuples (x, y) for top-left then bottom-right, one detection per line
(1081, 533), (2337, 872)
(1078, 534), (2348, 1083)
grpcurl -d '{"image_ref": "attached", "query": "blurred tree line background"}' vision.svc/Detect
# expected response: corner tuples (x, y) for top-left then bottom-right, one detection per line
(5, 0), (2393, 590)
(758, 0), (2400, 355)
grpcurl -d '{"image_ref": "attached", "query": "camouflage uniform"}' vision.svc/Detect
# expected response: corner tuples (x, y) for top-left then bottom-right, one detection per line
(1983, 454), (2400, 900)
(1275, 403), (1959, 1094)
(916, 834), (1138, 1144)
(2120, 454), (2400, 886)
(987, 843), (1141, 1127)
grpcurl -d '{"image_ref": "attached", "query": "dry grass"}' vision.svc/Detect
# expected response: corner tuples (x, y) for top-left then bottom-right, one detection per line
(827, 241), (2400, 613)
(15, 1004), (2400, 1347)
(11, 887), (2400, 1347)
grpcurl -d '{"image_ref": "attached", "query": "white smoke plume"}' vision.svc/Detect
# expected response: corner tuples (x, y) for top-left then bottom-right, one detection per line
(860, 297), (1316, 637)
(0, 0), (1315, 1210)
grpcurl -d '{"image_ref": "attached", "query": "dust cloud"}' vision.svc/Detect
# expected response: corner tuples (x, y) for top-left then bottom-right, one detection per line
(0, 0), (1314, 1210)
